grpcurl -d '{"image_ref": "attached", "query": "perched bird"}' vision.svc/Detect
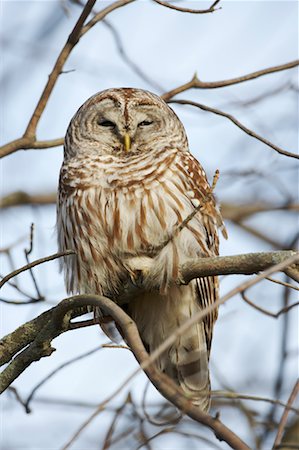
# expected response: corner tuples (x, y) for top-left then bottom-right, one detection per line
(57, 88), (226, 411)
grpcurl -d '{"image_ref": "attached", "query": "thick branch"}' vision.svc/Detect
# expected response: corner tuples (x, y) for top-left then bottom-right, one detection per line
(0, 0), (134, 159)
(1, 252), (297, 372)
(2, 295), (250, 450)
(0, 191), (57, 208)
(179, 251), (299, 284)
(1, 255), (298, 448)
(0, 137), (64, 158)
(162, 60), (299, 101)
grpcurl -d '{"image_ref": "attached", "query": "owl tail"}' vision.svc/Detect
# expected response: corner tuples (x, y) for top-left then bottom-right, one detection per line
(166, 320), (211, 412)
(128, 285), (211, 412)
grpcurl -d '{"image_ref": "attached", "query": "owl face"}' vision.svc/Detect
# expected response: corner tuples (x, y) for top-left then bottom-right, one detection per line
(64, 88), (188, 159)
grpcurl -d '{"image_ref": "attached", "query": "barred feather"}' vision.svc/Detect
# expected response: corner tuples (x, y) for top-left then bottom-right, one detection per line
(57, 88), (226, 411)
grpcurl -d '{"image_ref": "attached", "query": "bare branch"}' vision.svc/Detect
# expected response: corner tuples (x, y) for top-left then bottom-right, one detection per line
(265, 276), (299, 292)
(140, 254), (299, 378)
(162, 60), (299, 100)
(0, 0), (135, 159)
(0, 250), (75, 290)
(2, 254), (298, 448)
(50, 296), (250, 450)
(273, 380), (299, 449)
(179, 251), (299, 285)
(0, 137), (64, 159)
(23, 0), (97, 139)
(24, 346), (103, 413)
(101, 393), (131, 450)
(169, 99), (299, 160)
(232, 221), (287, 250)
(152, 0), (221, 14)
(221, 202), (299, 222)
(102, 19), (164, 92)
(0, 191), (56, 208)
(241, 292), (299, 318)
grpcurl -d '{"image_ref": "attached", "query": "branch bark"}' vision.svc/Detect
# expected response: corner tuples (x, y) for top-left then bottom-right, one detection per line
(0, 0), (135, 159)
(179, 251), (299, 284)
(162, 60), (299, 101)
(1, 254), (298, 448)
(2, 295), (250, 450)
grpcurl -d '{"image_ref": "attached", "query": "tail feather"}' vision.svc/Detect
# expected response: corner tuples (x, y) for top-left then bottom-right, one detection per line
(128, 284), (212, 412)
(168, 321), (211, 411)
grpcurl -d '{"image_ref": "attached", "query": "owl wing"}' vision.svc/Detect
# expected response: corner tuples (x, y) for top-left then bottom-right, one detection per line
(179, 151), (227, 354)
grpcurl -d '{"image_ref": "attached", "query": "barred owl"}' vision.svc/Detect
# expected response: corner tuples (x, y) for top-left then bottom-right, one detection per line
(57, 88), (226, 411)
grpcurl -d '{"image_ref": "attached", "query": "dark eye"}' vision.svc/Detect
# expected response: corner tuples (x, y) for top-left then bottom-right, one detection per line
(138, 120), (153, 127)
(98, 119), (115, 128)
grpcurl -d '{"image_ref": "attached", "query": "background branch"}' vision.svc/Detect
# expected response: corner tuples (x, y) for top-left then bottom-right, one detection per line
(153, 0), (221, 14)
(169, 99), (299, 159)
(162, 60), (299, 100)
(0, 0), (135, 159)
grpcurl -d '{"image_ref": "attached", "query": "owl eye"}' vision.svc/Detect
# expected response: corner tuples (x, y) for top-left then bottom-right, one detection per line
(98, 119), (116, 128)
(138, 120), (153, 127)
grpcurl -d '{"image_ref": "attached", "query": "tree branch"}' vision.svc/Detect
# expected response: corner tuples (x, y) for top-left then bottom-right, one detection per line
(0, 0), (135, 159)
(169, 99), (299, 160)
(162, 60), (299, 101)
(1, 252), (298, 388)
(272, 380), (299, 449)
(152, 0), (221, 14)
(1, 254), (298, 448)
(179, 251), (299, 284)
(0, 250), (75, 290)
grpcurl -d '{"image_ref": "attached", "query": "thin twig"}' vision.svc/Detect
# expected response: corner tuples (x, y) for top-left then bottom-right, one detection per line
(241, 292), (299, 318)
(152, 0), (221, 14)
(150, 169), (219, 253)
(0, 250), (75, 290)
(102, 19), (164, 92)
(24, 223), (44, 300)
(169, 99), (299, 160)
(101, 393), (131, 450)
(265, 276), (299, 292)
(24, 346), (103, 413)
(272, 380), (299, 449)
(212, 391), (299, 415)
(0, 297), (43, 305)
(141, 381), (181, 426)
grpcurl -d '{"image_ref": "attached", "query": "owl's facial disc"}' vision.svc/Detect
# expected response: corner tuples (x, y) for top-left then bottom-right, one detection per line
(93, 99), (164, 155)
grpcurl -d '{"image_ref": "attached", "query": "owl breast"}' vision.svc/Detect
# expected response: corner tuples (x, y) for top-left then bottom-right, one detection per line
(58, 149), (215, 297)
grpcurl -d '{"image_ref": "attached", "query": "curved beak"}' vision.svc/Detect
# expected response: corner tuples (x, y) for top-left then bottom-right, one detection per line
(123, 133), (131, 152)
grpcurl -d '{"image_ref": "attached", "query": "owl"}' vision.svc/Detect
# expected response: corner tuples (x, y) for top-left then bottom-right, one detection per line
(57, 88), (226, 412)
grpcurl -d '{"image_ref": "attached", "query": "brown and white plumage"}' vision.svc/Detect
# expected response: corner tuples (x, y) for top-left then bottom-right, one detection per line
(57, 88), (226, 411)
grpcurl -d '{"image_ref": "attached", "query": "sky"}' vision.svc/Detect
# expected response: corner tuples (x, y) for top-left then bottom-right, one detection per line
(0, 1), (298, 449)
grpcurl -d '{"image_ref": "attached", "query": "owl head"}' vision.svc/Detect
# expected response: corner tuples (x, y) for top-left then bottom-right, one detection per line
(64, 88), (188, 159)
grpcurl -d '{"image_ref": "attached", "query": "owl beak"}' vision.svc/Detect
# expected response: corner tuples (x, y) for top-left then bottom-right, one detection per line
(123, 133), (131, 152)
